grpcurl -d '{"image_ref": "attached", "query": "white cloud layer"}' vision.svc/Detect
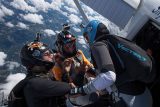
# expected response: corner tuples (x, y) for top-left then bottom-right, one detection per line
(44, 29), (56, 36)
(16, 22), (29, 29)
(0, 73), (26, 96)
(5, 22), (14, 27)
(22, 13), (43, 24)
(0, 52), (7, 66)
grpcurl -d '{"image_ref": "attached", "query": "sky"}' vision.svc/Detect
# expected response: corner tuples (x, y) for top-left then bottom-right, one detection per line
(0, 0), (123, 98)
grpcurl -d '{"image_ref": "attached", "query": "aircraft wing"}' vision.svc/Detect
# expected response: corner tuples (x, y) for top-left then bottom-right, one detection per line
(80, 0), (140, 29)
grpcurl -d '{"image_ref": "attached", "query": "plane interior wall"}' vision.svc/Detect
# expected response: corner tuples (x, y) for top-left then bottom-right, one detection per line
(133, 20), (160, 74)
(133, 21), (160, 51)
(133, 20), (160, 107)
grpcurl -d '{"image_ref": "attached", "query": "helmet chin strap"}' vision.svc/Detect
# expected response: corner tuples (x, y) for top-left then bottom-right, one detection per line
(30, 60), (54, 74)
(31, 66), (47, 73)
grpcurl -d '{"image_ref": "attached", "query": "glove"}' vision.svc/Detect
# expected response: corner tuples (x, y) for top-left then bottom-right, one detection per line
(70, 87), (86, 96)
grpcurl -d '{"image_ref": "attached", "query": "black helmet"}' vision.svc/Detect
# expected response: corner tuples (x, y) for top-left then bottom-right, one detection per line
(57, 31), (76, 45)
(56, 30), (77, 57)
(20, 34), (54, 71)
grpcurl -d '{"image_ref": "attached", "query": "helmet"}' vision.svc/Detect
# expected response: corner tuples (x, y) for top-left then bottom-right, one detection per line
(56, 30), (77, 57)
(57, 31), (76, 45)
(20, 35), (54, 71)
(83, 20), (109, 45)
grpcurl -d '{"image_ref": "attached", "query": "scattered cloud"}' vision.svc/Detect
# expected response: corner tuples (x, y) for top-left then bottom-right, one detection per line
(5, 22), (14, 27)
(0, 5), (14, 16)
(0, 52), (7, 66)
(10, 0), (37, 13)
(5, 61), (20, 70)
(29, 0), (51, 12)
(63, 6), (78, 14)
(50, 0), (62, 11)
(43, 29), (56, 36)
(0, 5), (14, 21)
(0, 9), (5, 21)
(21, 13), (43, 24)
(68, 14), (82, 24)
(72, 26), (81, 32)
(16, 22), (29, 29)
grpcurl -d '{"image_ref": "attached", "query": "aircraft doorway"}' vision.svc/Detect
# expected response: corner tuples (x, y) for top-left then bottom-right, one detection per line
(133, 21), (160, 107)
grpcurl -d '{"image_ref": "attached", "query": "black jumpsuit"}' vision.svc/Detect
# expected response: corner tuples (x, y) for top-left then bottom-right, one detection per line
(23, 75), (71, 107)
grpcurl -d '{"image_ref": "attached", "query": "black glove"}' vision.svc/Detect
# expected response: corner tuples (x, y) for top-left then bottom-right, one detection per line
(70, 87), (86, 96)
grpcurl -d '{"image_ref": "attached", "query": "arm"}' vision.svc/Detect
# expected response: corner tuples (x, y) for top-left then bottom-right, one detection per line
(25, 77), (71, 98)
(70, 42), (116, 95)
(78, 50), (93, 67)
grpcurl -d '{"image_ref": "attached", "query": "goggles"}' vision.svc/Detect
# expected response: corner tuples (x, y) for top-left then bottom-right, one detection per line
(42, 50), (53, 56)
(27, 42), (53, 58)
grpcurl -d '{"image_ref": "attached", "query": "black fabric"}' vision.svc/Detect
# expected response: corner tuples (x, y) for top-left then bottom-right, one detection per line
(23, 77), (71, 107)
(102, 40), (125, 74)
(90, 34), (156, 95)
(94, 23), (110, 41)
(95, 34), (156, 84)
(8, 77), (32, 107)
(83, 94), (111, 107)
(8, 73), (71, 107)
(117, 81), (145, 95)
(111, 97), (127, 107)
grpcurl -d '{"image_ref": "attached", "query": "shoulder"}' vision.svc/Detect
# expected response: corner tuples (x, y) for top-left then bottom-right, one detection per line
(92, 41), (107, 47)
(91, 41), (108, 51)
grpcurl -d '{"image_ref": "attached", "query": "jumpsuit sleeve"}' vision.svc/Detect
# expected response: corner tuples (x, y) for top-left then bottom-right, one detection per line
(24, 77), (71, 98)
(51, 65), (63, 81)
(82, 42), (116, 94)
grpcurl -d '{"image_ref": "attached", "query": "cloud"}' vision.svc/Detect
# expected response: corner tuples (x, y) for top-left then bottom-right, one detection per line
(29, 0), (51, 12)
(0, 5), (14, 16)
(0, 52), (7, 66)
(5, 61), (20, 70)
(5, 22), (14, 27)
(21, 13), (43, 24)
(10, 0), (37, 13)
(16, 22), (29, 29)
(0, 5), (14, 21)
(0, 73), (26, 96)
(77, 36), (89, 49)
(50, 0), (62, 11)
(63, 6), (78, 14)
(0, 9), (5, 21)
(43, 29), (56, 36)
(68, 14), (82, 24)
(10, 0), (63, 13)
(72, 26), (81, 32)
